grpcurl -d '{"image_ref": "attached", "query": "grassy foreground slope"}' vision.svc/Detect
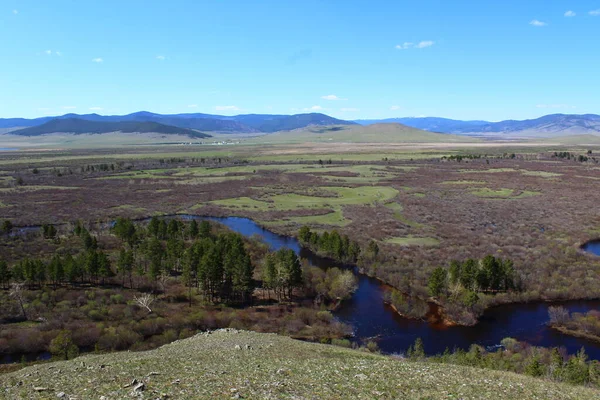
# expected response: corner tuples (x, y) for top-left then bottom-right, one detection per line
(2, 330), (598, 399)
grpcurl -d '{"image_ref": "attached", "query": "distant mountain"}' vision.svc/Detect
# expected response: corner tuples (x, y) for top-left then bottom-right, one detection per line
(354, 117), (488, 132)
(355, 114), (600, 137)
(460, 114), (600, 137)
(0, 112), (356, 134)
(10, 118), (212, 138)
(239, 113), (356, 132)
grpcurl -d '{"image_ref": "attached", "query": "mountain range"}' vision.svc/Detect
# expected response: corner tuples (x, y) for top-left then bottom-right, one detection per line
(0, 112), (356, 135)
(10, 118), (212, 138)
(1, 112), (599, 138)
(354, 114), (600, 137)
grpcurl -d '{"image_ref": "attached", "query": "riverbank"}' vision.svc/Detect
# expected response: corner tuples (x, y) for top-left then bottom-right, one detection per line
(550, 325), (600, 344)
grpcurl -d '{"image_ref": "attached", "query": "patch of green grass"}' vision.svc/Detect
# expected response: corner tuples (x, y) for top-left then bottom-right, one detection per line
(176, 176), (250, 185)
(288, 209), (349, 226)
(470, 188), (542, 199)
(384, 236), (440, 247)
(211, 186), (397, 227)
(412, 192), (426, 198)
(521, 170), (563, 178)
(213, 186), (398, 213)
(98, 169), (179, 180)
(270, 186), (398, 208)
(211, 197), (273, 211)
(384, 202), (426, 229)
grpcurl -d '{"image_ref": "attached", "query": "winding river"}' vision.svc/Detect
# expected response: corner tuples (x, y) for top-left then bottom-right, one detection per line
(188, 216), (600, 359)
(5, 216), (600, 361)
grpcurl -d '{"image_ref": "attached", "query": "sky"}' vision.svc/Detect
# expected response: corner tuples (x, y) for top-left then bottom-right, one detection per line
(1, 1), (599, 121)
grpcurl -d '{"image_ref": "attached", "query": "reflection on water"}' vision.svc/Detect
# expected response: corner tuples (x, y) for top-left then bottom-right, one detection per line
(191, 216), (600, 359)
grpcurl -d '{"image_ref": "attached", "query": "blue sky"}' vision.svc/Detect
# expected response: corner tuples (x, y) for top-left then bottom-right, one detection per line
(1, 0), (599, 121)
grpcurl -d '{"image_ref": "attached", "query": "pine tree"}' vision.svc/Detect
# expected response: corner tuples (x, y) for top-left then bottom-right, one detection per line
(188, 220), (199, 239)
(428, 267), (447, 297)
(0, 260), (10, 288)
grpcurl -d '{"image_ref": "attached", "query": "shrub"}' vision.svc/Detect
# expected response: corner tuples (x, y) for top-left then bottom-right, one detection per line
(331, 338), (352, 348)
(49, 330), (79, 360)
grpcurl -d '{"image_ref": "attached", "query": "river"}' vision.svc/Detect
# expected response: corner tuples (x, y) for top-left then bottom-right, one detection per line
(6, 215), (600, 360)
(186, 216), (600, 359)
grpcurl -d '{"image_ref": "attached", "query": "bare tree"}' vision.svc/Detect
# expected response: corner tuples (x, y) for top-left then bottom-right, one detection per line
(157, 273), (169, 294)
(134, 294), (154, 313)
(10, 283), (28, 320)
(548, 306), (570, 325)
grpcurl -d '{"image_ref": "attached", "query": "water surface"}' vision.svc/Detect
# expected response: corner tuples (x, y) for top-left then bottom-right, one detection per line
(191, 216), (600, 359)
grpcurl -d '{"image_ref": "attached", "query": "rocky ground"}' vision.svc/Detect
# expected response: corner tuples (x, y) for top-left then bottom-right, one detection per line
(1, 329), (599, 399)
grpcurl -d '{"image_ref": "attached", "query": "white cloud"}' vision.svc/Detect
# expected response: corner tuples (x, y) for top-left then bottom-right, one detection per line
(45, 50), (52, 55)
(321, 94), (347, 101)
(92, 57), (103, 63)
(340, 108), (360, 112)
(187, 104), (198, 108)
(590, 9), (600, 16)
(396, 41), (434, 50)
(13, 9), (18, 14)
(89, 107), (103, 111)
(390, 105), (401, 111)
(62, 106), (77, 110)
(416, 41), (434, 48)
(536, 104), (576, 109)
(303, 105), (324, 111)
(564, 10), (576, 17)
(156, 55), (166, 60)
(215, 105), (240, 111)
(55, 51), (62, 56)
(530, 19), (548, 27)
(395, 42), (413, 50)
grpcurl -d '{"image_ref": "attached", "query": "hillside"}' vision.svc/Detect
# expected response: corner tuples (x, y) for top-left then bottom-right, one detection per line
(355, 117), (489, 132)
(9, 118), (211, 138)
(253, 123), (481, 144)
(356, 114), (600, 138)
(240, 113), (356, 132)
(543, 134), (600, 145)
(2, 329), (596, 399)
(0, 112), (356, 133)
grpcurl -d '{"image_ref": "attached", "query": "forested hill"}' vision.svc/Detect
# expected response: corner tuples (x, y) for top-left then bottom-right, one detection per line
(9, 118), (212, 138)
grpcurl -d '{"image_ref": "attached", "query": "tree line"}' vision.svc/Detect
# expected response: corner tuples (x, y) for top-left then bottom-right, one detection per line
(298, 226), (361, 263)
(428, 255), (520, 298)
(0, 217), (314, 308)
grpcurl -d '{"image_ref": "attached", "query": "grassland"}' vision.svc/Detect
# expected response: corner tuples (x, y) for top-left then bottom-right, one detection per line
(247, 123), (483, 144)
(1, 140), (600, 327)
(2, 329), (597, 400)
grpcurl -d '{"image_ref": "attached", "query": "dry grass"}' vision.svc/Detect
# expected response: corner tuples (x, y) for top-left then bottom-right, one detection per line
(2, 329), (598, 399)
